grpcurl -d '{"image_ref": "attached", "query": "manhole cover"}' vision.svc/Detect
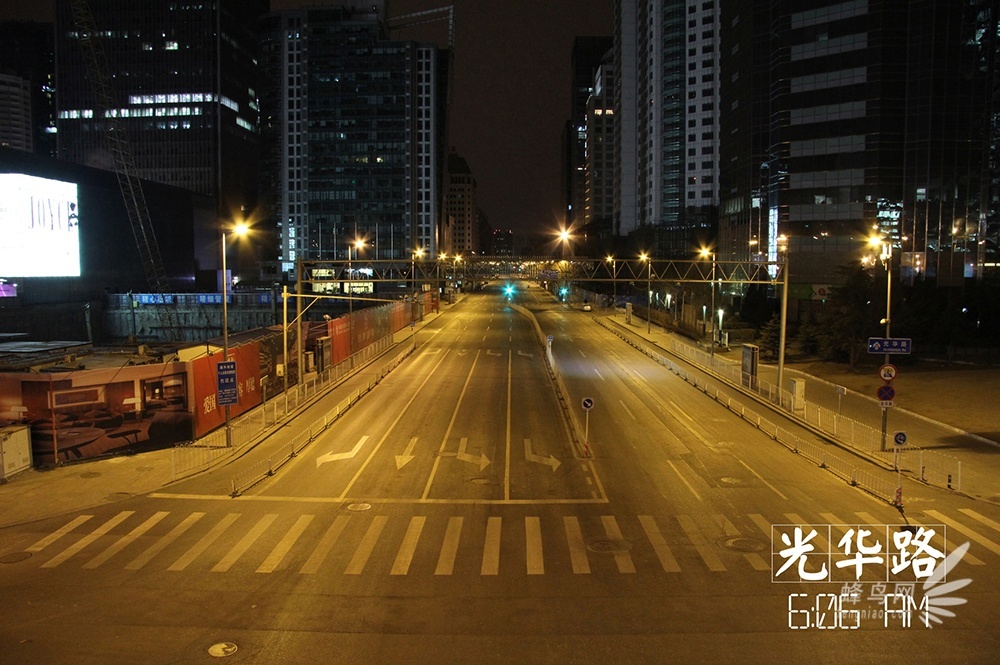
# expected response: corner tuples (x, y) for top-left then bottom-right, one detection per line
(208, 642), (238, 658)
(719, 477), (743, 486)
(346, 502), (371, 512)
(0, 552), (31, 564)
(79, 471), (101, 479)
(469, 477), (492, 485)
(718, 536), (767, 553)
(436, 451), (457, 458)
(587, 539), (633, 554)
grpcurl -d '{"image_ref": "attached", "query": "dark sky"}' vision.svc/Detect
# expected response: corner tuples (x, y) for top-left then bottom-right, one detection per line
(4, 0), (614, 235)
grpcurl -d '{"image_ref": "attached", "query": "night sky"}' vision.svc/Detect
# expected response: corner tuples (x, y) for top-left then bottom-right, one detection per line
(4, 0), (614, 236)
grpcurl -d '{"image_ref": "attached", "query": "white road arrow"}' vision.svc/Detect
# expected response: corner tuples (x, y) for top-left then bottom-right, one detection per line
(395, 436), (419, 470)
(517, 350), (534, 358)
(457, 436), (491, 471)
(316, 435), (369, 468)
(523, 438), (560, 471)
(486, 349), (502, 357)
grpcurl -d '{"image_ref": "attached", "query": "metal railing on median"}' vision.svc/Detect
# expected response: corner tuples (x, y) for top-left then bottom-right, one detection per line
(171, 335), (397, 482)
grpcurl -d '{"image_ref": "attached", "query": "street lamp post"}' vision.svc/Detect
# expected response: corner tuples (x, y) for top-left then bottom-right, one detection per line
(640, 253), (651, 333)
(348, 239), (364, 353)
(606, 255), (616, 313)
(869, 235), (893, 451)
(777, 235), (790, 392)
(700, 248), (716, 364)
(412, 247), (424, 323)
(718, 308), (724, 345)
(221, 222), (248, 448)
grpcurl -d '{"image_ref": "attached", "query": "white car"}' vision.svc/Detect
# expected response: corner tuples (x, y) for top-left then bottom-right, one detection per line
(582, 304), (592, 312)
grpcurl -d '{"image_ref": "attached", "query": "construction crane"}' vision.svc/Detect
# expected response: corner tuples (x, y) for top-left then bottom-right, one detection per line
(68, 0), (182, 342)
(388, 5), (455, 109)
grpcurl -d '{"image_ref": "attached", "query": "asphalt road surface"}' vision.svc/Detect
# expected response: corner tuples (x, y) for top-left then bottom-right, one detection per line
(1, 284), (998, 664)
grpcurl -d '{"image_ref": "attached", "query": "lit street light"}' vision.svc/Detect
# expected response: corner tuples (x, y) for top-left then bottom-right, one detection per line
(699, 247), (716, 364)
(221, 221), (248, 448)
(606, 255), (616, 313)
(640, 252), (652, 334)
(867, 233), (893, 451)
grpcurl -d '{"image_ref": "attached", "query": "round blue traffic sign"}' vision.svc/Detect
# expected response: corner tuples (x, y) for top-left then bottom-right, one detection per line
(876, 384), (895, 401)
(894, 431), (907, 446)
(581, 397), (594, 411)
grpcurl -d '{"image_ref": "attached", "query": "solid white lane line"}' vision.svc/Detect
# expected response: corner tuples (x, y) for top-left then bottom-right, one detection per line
(739, 459), (788, 500)
(667, 460), (702, 501)
(618, 400), (635, 420)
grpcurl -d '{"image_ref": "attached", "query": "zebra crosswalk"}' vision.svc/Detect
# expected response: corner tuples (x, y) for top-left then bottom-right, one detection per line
(16, 507), (1000, 578)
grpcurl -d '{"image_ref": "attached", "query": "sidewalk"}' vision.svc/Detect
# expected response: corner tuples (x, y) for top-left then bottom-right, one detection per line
(0, 306), (449, 529)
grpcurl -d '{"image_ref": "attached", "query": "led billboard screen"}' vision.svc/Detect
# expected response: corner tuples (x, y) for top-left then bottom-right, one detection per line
(0, 174), (81, 277)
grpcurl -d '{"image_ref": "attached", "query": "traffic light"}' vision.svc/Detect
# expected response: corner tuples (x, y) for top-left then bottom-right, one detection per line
(504, 284), (514, 298)
(559, 286), (569, 301)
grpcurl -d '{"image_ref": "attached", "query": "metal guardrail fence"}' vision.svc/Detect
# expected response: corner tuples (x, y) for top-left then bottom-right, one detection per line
(171, 335), (397, 482)
(594, 317), (958, 504)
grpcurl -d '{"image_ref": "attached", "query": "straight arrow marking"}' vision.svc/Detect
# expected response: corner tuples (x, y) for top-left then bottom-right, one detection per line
(395, 436), (419, 470)
(316, 435), (369, 468)
(524, 438), (560, 471)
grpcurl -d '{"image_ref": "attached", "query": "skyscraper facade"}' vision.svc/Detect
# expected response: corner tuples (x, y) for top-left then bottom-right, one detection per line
(445, 150), (477, 255)
(585, 54), (616, 243)
(260, 2), (445, 274)
(566, 36), (612, 234)
(614, 0), (720, 256)
(720, 0), (1000, 288)
(0, 21), (56, 157)
(0, 74), (33, 152)
(54, 0), (266, 226)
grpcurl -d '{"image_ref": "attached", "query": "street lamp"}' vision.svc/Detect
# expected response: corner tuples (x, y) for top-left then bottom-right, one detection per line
(412, 247), (424, 320)
(868, 233), (893, 451)
(666, 292), (672, 322)
(606, 255), (616, 313)
(221, 221), (248, 448)
(639, 252), (652, 333)
(776, 234), (790, 393)
(718, 308), (724, 342)
(699, 247), (716, 363)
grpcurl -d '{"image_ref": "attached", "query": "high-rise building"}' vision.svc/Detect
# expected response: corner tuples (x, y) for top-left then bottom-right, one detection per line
(446, 150), (477, 255)
(585, 54), (615, 245)
(566, 37), (612, 233)
(259, 2), (446, 275)
(0, 22), (57, 157)
(614, 0), (720, 256)
(0, 73), (33, 152)
(720, 0), (1000, 288)
(54, 0), (266, 236)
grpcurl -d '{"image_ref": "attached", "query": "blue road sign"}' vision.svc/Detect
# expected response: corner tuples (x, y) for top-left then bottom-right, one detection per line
(217, 360), (238, 406)
(868, 337), (912, 355)
(876, 384), (895, 401)
(894, 431), (907, 446)
(581, 397), (594, 411)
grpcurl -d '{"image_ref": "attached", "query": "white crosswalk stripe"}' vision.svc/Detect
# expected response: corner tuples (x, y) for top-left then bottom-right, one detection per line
(23, 508), (997, 578)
